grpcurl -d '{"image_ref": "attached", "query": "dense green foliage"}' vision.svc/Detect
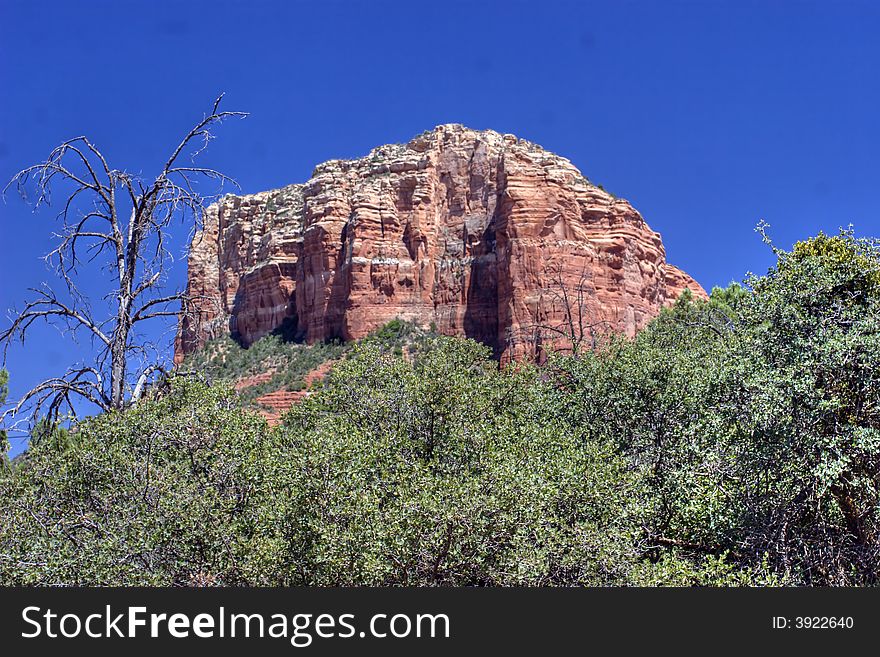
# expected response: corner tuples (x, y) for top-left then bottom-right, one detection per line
(554, 229), (880, 585)
(729, 230), (880, 583)
(1, 230), (878, 586)
(261, 340), (641, 585)
(0, 344), (644, 585)
(0, 381), (273, 585)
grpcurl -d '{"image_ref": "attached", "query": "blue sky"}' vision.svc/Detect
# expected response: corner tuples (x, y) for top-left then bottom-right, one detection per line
(2, 0), (879, 455)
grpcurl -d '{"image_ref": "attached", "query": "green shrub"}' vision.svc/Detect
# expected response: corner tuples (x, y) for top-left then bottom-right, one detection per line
(265, 338), (643, 585)
(0, 378), (275, 585)
(553, 229), (880, 585)
(3, 230), (878, 587)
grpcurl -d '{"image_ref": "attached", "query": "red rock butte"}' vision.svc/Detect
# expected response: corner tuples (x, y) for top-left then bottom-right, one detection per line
(175, 124), (706, 363)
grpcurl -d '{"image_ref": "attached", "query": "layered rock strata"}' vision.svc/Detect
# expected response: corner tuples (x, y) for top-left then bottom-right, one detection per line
(175, 125), (706, 363)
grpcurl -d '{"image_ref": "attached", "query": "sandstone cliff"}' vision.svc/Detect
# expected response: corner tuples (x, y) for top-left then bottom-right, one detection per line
(175, 125), (705, 363)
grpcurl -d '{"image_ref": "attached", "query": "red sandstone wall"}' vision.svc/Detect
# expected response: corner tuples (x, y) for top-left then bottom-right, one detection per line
(175, 125), (706, 363)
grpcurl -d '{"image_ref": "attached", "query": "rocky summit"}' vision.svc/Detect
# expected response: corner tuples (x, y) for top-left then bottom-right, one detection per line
(174, 124), (706, 363)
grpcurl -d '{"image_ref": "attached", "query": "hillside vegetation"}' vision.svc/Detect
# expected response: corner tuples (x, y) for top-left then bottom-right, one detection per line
(180, 318), (439, 405)
(1, 230), (878, 586)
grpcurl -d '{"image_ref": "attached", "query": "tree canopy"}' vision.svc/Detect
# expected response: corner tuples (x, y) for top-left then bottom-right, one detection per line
(1, 229), (877, 586)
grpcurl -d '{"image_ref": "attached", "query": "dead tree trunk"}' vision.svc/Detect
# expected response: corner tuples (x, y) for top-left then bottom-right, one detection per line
(1, 94), (246, 424)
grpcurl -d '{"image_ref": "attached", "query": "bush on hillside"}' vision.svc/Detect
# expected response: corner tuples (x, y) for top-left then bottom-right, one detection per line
(2, 230), (878, 586)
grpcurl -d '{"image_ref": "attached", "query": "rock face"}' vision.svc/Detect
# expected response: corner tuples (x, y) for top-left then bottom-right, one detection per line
(175, 125), (706, 363)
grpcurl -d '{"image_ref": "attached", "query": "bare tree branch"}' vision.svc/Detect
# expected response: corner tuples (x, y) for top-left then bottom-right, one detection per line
(1, 95), (247, 426)
(507, 260), (608, 360)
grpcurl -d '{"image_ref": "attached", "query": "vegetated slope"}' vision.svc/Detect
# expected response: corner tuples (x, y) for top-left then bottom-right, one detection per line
(3, 230), (877, 588)
(180, 319), (439, 422)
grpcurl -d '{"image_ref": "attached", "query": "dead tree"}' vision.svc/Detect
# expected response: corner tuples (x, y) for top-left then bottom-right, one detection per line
(1, 94), (246, 424)
(507, 261), (612, 360)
